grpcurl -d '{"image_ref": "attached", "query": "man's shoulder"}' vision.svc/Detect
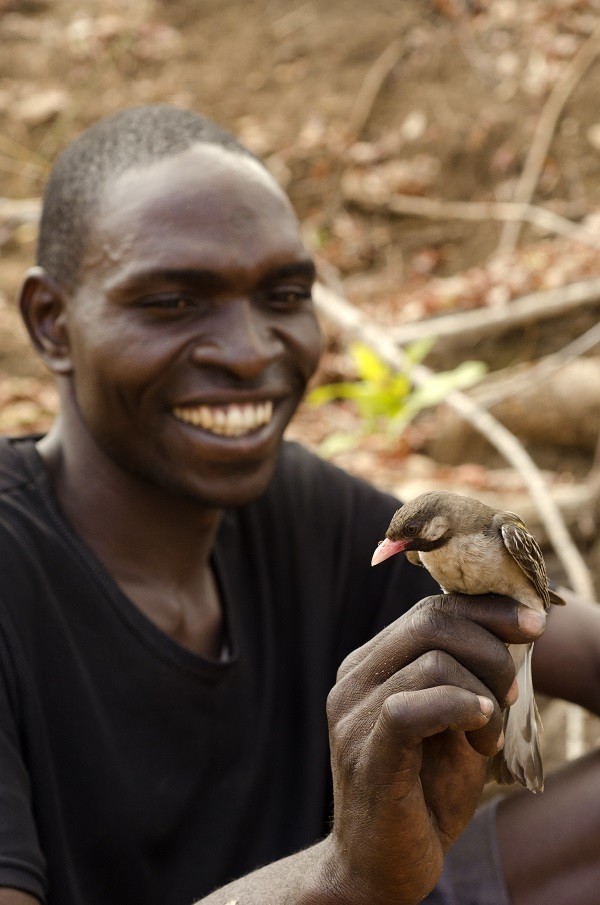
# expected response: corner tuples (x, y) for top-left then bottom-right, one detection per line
(254, 440), (401, 547)
(0, 436), (48, 557)
(0, 436), (35, 496)
(274, 440), (399, 510)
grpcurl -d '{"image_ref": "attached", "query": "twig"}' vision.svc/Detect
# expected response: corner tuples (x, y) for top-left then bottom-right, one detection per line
(0, 197), (42, 249)
(0, 196), (42, 225)
(389, 276), (600, 345)
(477, 320), (600, 410)
(386, 196), (590, 242)
(0, 134), (50, 170)
(345, 190), (598, 247)
(345, 40), (403, 143)
(498, 21), (600, 254)
(320, 40), (404, 227)
(313, 280), (596, 601)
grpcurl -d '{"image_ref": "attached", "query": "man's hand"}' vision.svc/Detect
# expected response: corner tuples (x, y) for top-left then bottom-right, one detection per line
(321, 593), (546, 905)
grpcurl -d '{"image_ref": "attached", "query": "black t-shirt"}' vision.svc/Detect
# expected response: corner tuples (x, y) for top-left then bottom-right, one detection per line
(0, 436), (437, 905)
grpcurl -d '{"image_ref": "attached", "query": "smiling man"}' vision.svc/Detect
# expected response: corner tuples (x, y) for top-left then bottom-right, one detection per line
(0, 105), (599, 905)
(24, 130), (322, 662)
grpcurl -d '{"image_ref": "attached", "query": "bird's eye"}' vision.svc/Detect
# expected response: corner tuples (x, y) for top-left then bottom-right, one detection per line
(405, 523), (419, 536)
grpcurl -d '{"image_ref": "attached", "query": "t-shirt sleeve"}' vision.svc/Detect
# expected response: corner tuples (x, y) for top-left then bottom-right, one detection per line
(0, 616), (46, 901)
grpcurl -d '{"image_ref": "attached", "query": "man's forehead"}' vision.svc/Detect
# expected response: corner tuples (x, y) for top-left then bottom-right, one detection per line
(81, 142), (307, 282)
(87, 144), (300, 259)
(99, 143), (286, 218)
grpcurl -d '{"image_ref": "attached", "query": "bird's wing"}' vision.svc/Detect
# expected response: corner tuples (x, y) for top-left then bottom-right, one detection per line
(499, 513), (550, 609)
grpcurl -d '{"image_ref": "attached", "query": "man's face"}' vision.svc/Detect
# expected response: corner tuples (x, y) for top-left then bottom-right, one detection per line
(63, 143), (322, 507)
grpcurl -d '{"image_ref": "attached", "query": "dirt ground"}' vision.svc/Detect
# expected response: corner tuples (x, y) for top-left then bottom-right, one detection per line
(4, 0), (600, 282)
(2, 0), (600, 786)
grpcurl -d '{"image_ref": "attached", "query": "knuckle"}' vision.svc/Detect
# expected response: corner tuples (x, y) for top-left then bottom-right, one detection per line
(413, 593), (446, 614)
(326, 677), (364, 730)
(485, 645), (516, 694)
(331, 711), (355, 751)
(336, 649), (360, 682)
(335, 639), (371, 681)
(410, 597), (448, 646)
(418, 648), (454, 684)
(328, 709), (364, 777)
(326, 684), (343, 726)
(379, 693), (404, 735)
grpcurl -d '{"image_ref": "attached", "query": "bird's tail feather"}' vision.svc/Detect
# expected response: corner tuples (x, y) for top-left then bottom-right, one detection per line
(489, 642), (544, 793)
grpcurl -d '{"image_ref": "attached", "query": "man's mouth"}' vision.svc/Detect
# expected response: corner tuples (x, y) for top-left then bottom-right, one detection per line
(172, 401), (274, 437)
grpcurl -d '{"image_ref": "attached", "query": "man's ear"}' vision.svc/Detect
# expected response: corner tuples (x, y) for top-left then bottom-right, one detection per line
(18, 266), (73, 375)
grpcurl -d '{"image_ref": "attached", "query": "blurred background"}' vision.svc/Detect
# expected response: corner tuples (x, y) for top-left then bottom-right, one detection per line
(2, 0), (600, 770)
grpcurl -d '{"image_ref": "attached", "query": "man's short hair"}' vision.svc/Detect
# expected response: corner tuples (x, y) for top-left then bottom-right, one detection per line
(37, 104), (258, 292)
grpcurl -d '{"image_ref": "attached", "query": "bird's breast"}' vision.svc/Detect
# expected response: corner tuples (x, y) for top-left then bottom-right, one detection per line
(419, 532), (542, 609)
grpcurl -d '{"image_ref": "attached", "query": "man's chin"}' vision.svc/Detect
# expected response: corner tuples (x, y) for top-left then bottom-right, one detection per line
(145, 452), (280, 509)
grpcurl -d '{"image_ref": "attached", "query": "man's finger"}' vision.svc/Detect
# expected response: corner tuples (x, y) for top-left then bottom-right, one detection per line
(336, 598), (525, 711)
(372, 686), (494, 758)
(418, 594), (547, 643)
(355, 650), (504, 756)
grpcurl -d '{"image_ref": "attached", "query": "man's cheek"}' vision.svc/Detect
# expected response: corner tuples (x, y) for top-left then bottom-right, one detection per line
(291, 316), (322, 381)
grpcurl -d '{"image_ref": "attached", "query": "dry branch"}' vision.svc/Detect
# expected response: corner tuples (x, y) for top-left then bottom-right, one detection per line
(426, 357), (600, 464)
(344, 189), (595, 245)
(477, 321), (600, 410)
(498, 21), (600, 254)
(321, 41), (403, 225)
(313, 280), (596, 600)
(0, 196), (41, 225)
(345, 40), (403, 142)
(390, 276), (600, 345)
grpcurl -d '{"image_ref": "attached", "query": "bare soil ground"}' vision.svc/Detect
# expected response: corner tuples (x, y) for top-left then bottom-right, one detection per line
(1, 0), (600, 784)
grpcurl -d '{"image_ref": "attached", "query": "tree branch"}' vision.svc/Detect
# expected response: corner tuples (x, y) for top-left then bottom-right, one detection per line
(389, 276), (600, 346)
(312, 280), (596, 600)
(498, 20), (600, 254)
(344, 191), (596, 246)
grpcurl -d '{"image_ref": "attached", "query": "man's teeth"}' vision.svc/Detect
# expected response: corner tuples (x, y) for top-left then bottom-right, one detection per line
(172, 401), (274, 437)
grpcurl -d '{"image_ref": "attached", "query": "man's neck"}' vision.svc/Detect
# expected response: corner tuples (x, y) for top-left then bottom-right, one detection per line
(37, 421), (226, 657)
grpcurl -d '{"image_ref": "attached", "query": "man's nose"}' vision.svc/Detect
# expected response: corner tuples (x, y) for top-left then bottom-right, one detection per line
(190, 299), (282, 378)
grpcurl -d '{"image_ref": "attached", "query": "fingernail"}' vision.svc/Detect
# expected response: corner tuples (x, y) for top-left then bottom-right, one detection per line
(518, 607), (546, 637)
(506, 679), (519, 706)
(477, 695), (494, 717)
(495, 731), (505, 752)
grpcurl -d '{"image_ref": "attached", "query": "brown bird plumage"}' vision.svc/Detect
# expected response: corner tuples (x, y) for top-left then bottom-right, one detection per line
(372, 490), (565, 793)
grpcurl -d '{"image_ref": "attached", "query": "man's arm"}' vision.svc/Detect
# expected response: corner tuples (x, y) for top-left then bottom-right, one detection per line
(494, 594), (600, 905)
(195, 594), (543, 905)
(533, 593), (600, 715)
(497, 749), (600, 905)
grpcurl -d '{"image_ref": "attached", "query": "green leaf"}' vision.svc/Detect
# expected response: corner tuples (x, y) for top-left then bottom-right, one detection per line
(317, 431), (361, 458)
(404, 361), (486, 414)
(307, 382), (363, 405)
(404, 337), (435, 365)
(350, 343), (390, 382)
(308, 337), (485, 445)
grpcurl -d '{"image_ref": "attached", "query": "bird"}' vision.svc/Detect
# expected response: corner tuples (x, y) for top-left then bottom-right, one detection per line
(371, 489), (565, 793)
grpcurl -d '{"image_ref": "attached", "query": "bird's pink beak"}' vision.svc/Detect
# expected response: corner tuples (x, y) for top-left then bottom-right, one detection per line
(371, 537), (409, 566)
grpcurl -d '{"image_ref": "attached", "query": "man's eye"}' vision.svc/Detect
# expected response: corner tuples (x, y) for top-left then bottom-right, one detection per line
(138, 296), (194, 312)
(265, 287), (311, 309)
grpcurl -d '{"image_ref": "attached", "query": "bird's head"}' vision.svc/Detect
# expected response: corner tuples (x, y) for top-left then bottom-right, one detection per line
(371, 491), (458, 566)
